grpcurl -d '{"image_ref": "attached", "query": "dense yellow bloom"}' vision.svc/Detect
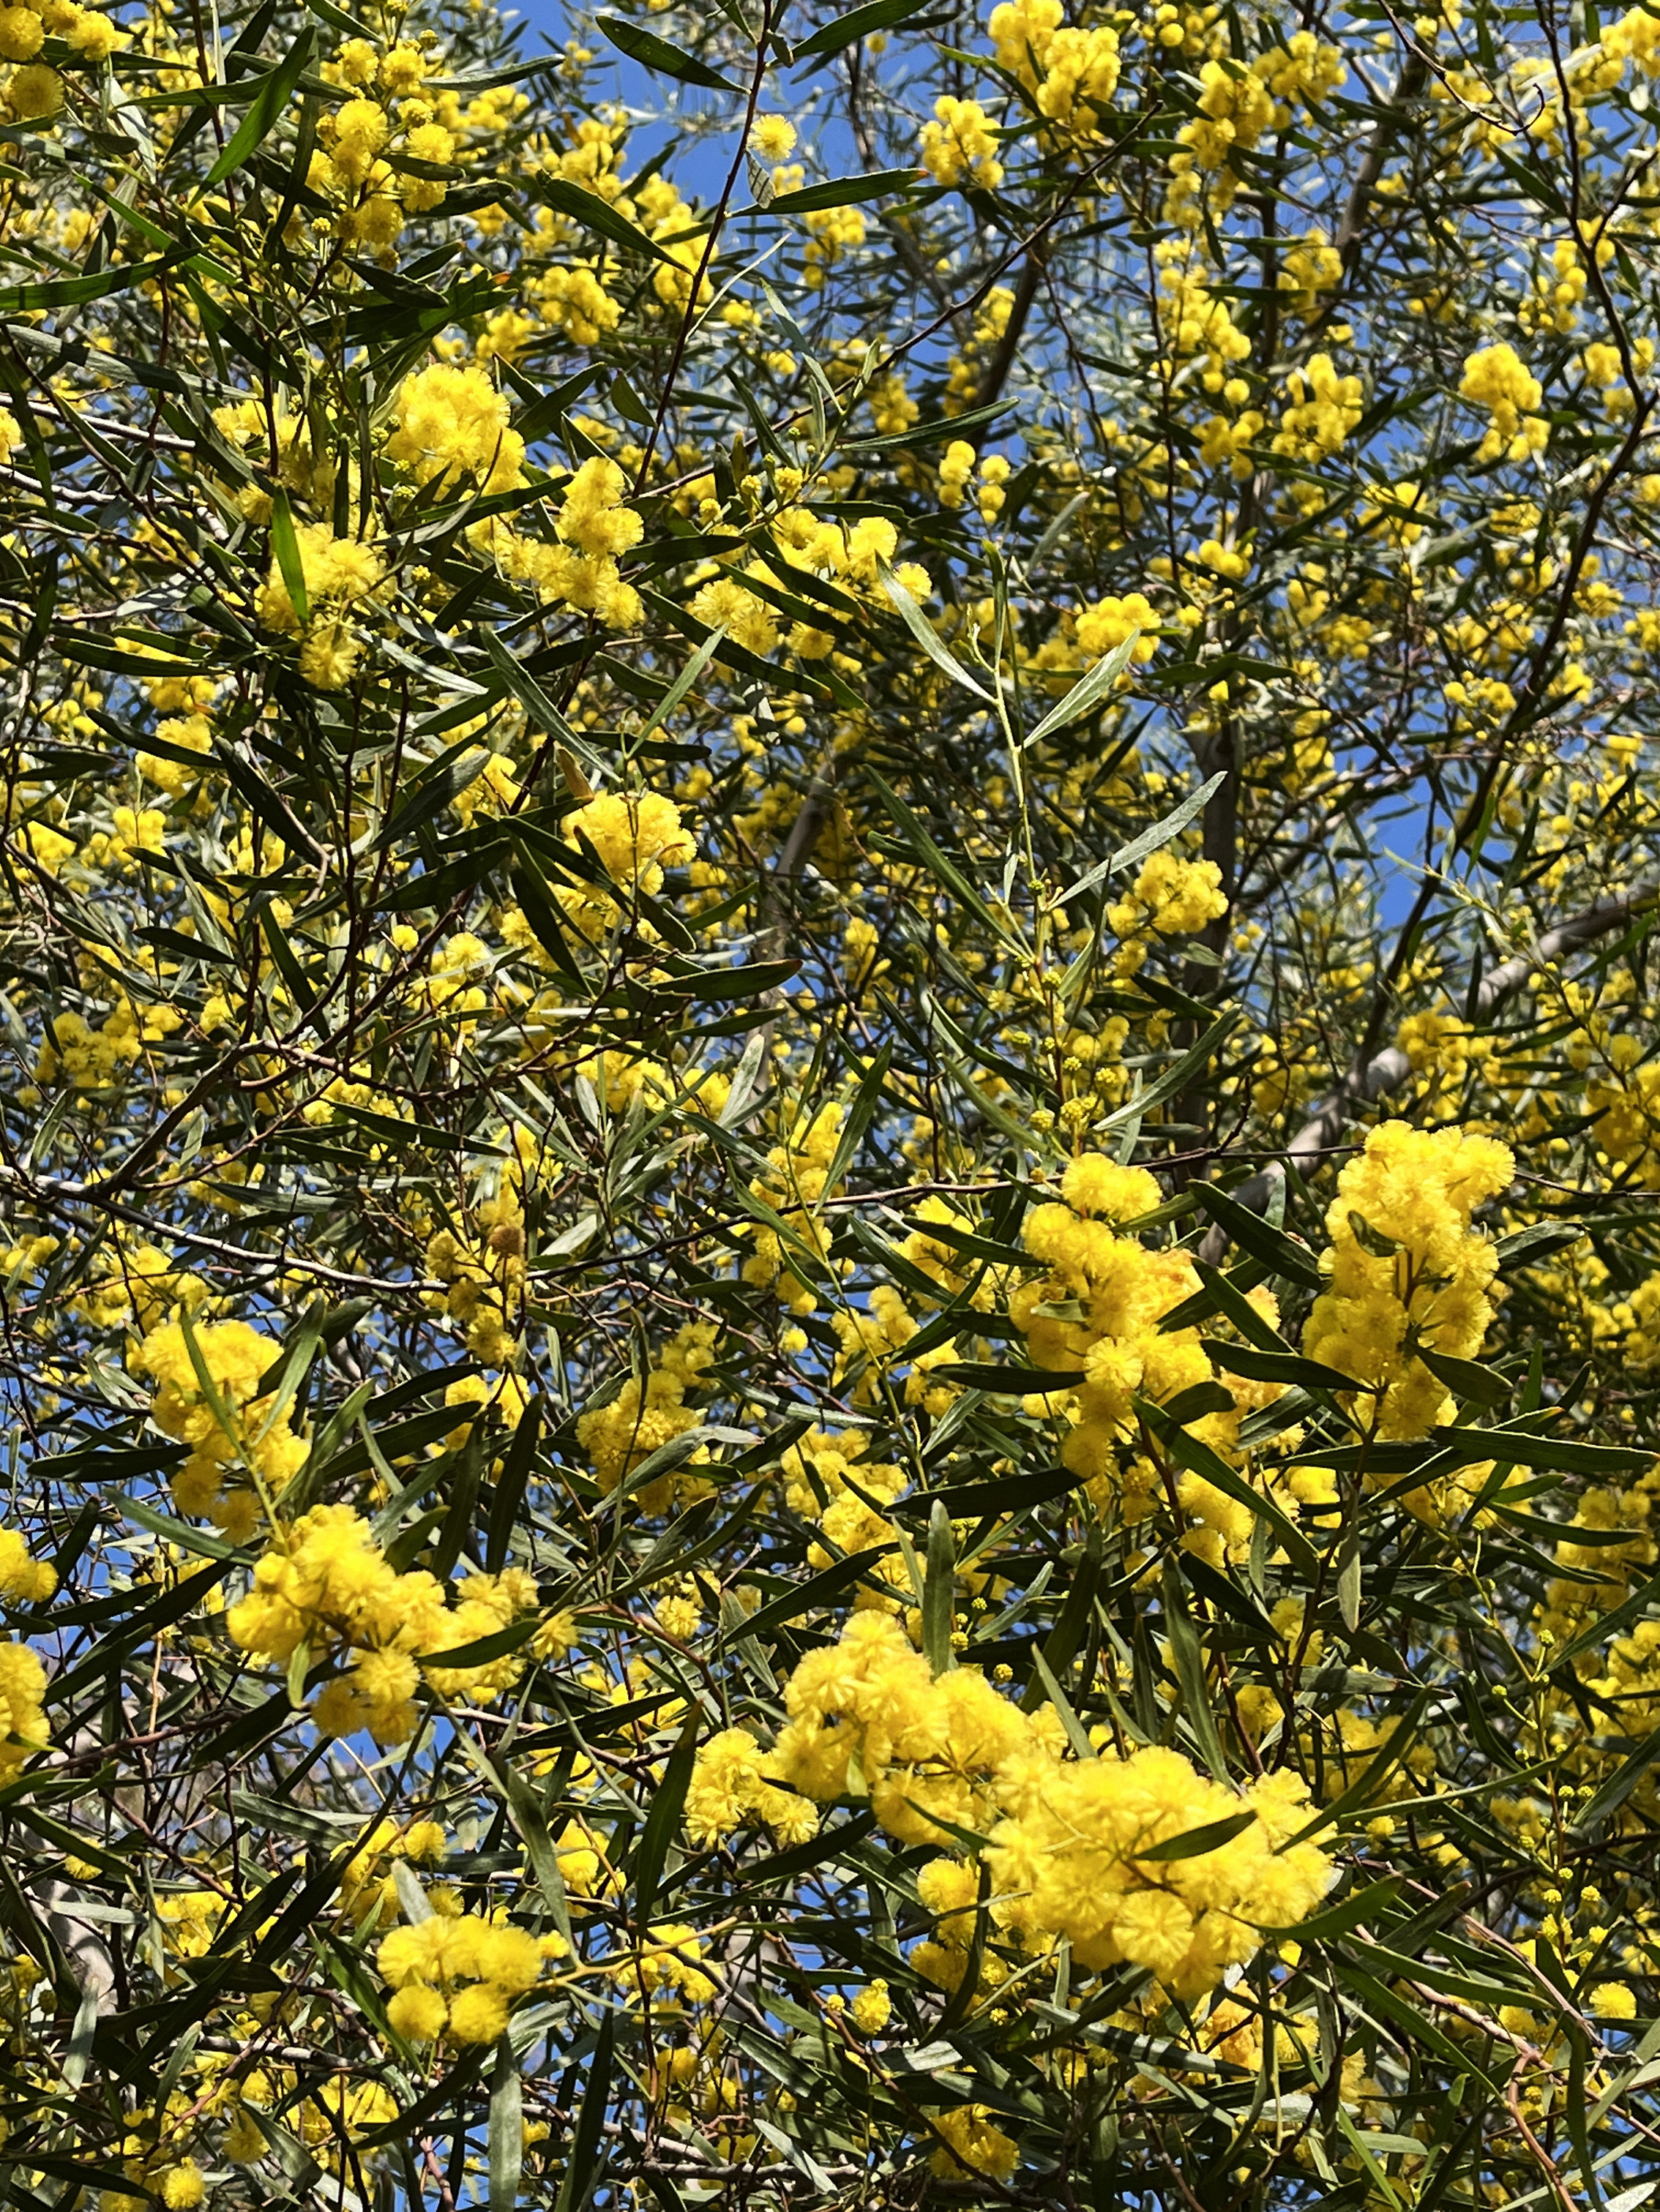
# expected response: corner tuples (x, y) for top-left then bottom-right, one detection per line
(919, 95), (1003, 189)
(227, 1504), (539, 1743)
(135, 1320), (307, 1539)
(987, 1747), (1331, 1998)
(1107, 849), (1228, 961)
(771, 1612), (1036, 1844)
(929, 2103), (1018, 2179)
(1303, 1120), (1514, 1450)
(1460, 342), (1549, 461)
(0, 1639), (48, 1775)
(684, 1727), (820, 1845)
(386, 362), (526, 495)
(378, 1911), (551, 2042)
(577, 1320), (719, 1512)
(1074, 591), (1159, 665)
(0, 1526), (56, 1605)
(749, 114), (796, 160)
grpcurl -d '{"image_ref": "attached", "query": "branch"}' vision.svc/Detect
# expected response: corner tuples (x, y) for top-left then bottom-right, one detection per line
(1201, 880), (1659, 1253)
(1334, 50), (1427, 274)
(971, 245), (1045, 413)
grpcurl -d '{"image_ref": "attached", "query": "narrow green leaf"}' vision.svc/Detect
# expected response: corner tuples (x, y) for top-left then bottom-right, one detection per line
(205, 26), (316, 184)
(632, 1712), (700, 1927)
(878, 561), (995, 702)
(555, 2012), (616, 2212)
(1140, 1399), (1320, 1575)
(1062, 773), (1225, 905)
(733, 1545), (895, 1644)
(1099, 1008), (1240, 1133)
(793, 0), (932, 58)
(528, 175), (687, 271)
(765, 168), (919, 214)
(269, 489), (309, 627)
(1415, 1341), (1513, 1410)
(1202, 1340), (1354, 1396)
(923, 1500), (957, 1676)
(1161, 1561), (1229, 1780)
(1025, 628), (1143, 747)
(595, 12), (743, 90)
(1136, 1809), (1257, 1862)
(1200, 1183), (1323, 1288)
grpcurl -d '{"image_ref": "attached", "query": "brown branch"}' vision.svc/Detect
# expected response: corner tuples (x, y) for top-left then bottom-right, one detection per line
(971, 244), (1045, 413)
(1202, 879), (1660, 1254)
(1334, 50), (1428, 275)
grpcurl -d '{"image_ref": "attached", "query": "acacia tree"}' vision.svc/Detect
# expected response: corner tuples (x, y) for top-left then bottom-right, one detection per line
(6, 0), (1660, 2202)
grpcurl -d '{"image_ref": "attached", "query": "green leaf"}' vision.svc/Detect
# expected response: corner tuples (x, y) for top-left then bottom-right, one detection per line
(1099, 1008), (1240, 1133)
(1191, 1259), (1292, 1351)
(733, 1545), (897, 1644)
(1160, 1560), (1228, 1780)
(792, 0), (933, 58)
(1136, 1809), (1257, 1862)
(1140, 1399), (1320, 1575)
(556, 2011), (616, 2212)
(1573, 1717), (1660, 1833)
(422, 1612), (542, 1673)
(526, 174), (686, 271)
(1202, 1340), (1355, 1396)
(1415, 1341), (1513, 1410)
(205, 26), (316, 184)
(1553, 1561), (1660, 1672)
(1061, 773), (1225, 905)
(930, 1361), (1083, 1393)
(1025, 628), (1143, 747)
(765, 168), (919, 214)
(866, 771), (1025, 951)
(1495, 1219), (1586, 1271)
(1258, 1875), (1402, 1942)
(878, 562), (995, 702)
(1346, 1209), (1402, 1260)
(632, 1712), (700, 1926)
(1446, 1422), (1650, 1480)
(595, 12), (744, 90)
(269, 489), (309, 627)
(891, 1464), (1083, 1522)
(923, 1500), (957, 1676)
(0, 250), (192, 316)
(1200, 1183), (1322, 1288)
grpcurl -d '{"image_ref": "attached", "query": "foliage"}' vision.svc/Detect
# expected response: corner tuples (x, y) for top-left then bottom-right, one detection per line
(4, 0), (1660, 2204)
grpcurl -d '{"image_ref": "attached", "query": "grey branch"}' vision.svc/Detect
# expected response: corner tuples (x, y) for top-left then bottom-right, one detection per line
(1200, 881), (1659, 1259)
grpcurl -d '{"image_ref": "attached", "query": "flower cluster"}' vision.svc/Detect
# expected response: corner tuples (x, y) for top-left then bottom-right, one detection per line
(135, 1321), (308, 1540)
(0, 1639), (46, 1777)
(559, 787), (695, 940)
(378, 1909), (555, 2043)
(989, 0), (1121, 139)
(1303, 1120), (1514, 1444)
(987, 1746), (1331, 1997)
(226, 1504), (542, 1744)
(739, 1613), (1333, 2005)
(255, 520), (387, 690)
(770, 1612), (1036, 1845)
(1460, 342), (1549, 462)
(919, 94), (1003, 189)
(684, 1727), (820, 1846)
(387, 362), (526, 495)
(577, 1319), (719, 1512)
(1106, 848), (1228, 970)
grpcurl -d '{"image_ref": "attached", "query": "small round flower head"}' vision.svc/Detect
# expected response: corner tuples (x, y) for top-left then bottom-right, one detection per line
(388, 1983), (449, 2041)
(1060, 1155), (1162, 1221)
(749, 114), (796, 160)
